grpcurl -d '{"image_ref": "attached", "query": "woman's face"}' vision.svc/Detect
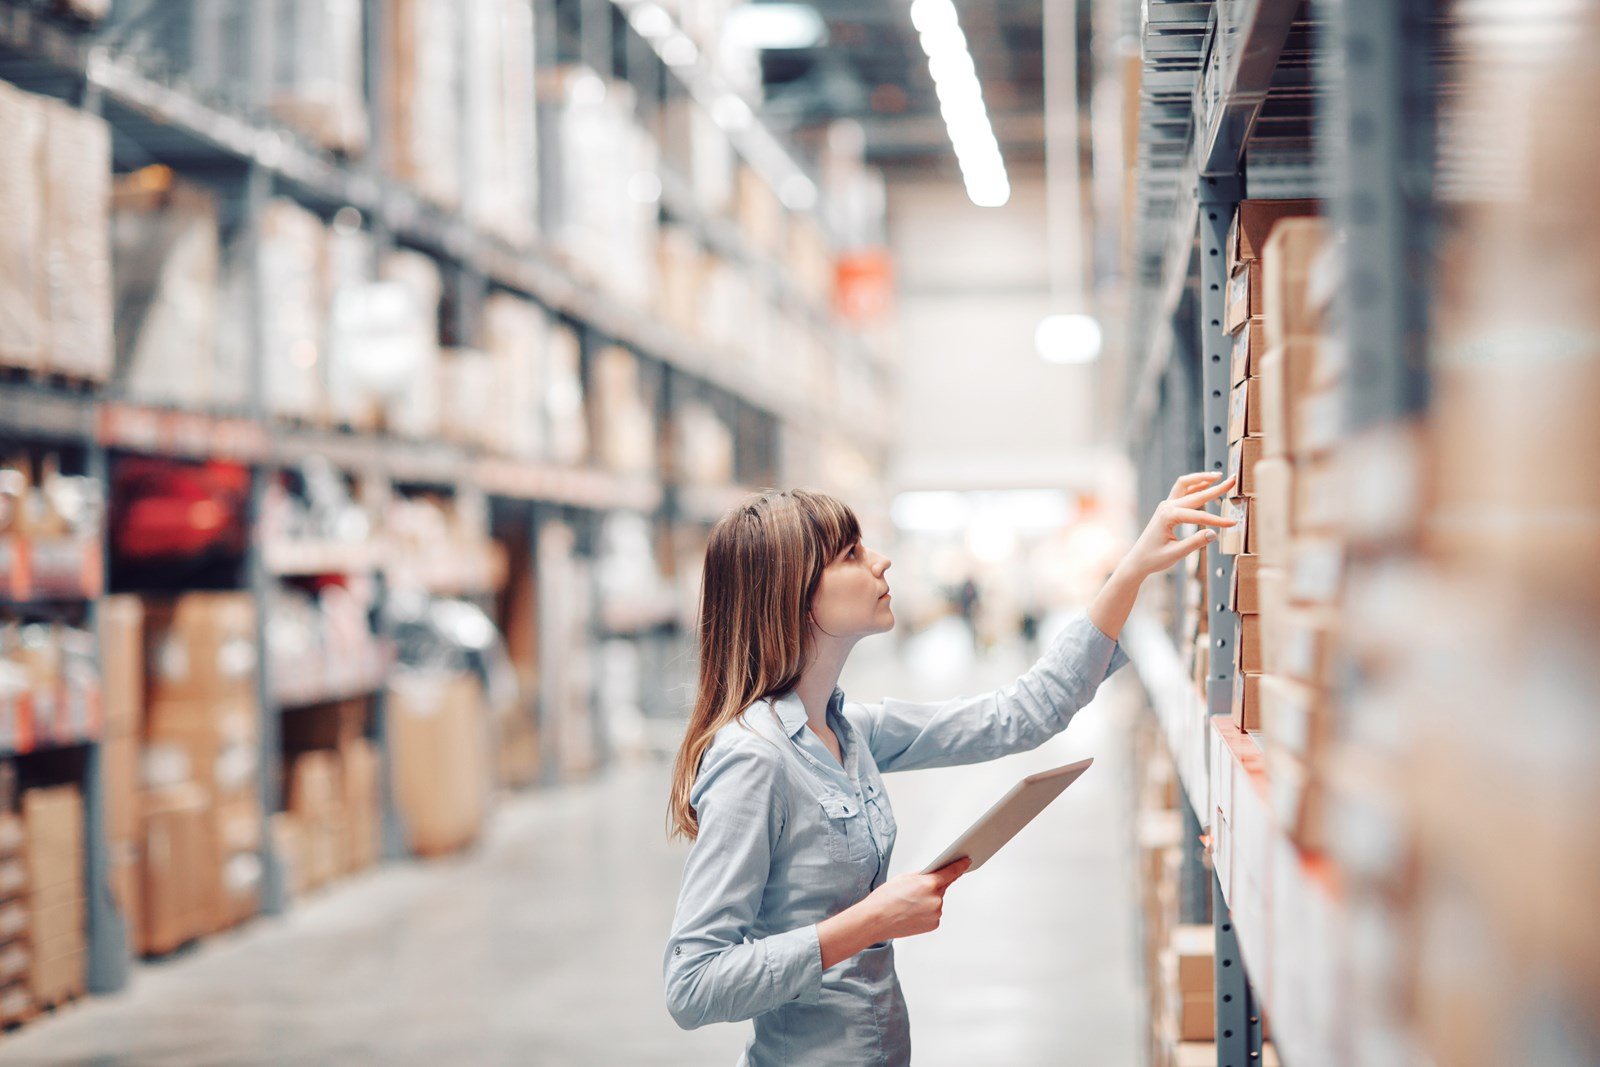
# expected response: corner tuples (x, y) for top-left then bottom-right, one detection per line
(810, 539), (894, 640)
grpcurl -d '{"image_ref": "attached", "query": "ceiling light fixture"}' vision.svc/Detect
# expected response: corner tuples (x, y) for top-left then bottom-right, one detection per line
(908, 0), (1008, 207)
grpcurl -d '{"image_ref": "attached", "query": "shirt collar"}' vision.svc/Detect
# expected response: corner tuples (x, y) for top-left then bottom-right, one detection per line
(768, 687), (846, 739)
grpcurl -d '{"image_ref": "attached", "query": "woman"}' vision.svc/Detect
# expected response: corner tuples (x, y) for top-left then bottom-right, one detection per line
(664, 472), (1236, 1065)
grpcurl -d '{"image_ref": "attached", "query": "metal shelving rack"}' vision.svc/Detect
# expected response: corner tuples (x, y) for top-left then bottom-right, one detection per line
(1121, 0), (1439, 1063)
(0, 0), (880, 1001)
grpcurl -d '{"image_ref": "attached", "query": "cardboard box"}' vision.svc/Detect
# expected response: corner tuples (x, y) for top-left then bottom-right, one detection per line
(0, 983), (34, 1026)
(1294, 388), (1344, 459)
(103, 733), (140, 848)
(1280, 608), (1338, 688)
(1252, 458), (1295, 568)
(1230, 554), (1261, 614)
(387, 671), (489, 857)
(340, 738), (380, 873)
(1219, 496), (1252, 556)
(0, 857), (26, 902)
(270, 813), (307, 900)
(1227, 199), (1321, 275)
(1225, 262), (1260, 333)
(0, 943), (27, 985)
(1171, 925), (1216, 990)
(1258, 341), (1319, 460)
(1266, 748), (1324, 851)
(142, 697), (261, 799)
(288, 750), (344, 889)
(22, 786), (83, 894)
(99, 595), (143, 739)
(142, 594), (257, 707)
(0, 813), (23, 857)
(1289, 537), (1344, 605)
(1258, 567), (1289, 675)
(1227, 377), (1261, 444)
(1293, 456), (1343, 535)
(1259, 675), (1326, 763)
(139, 783), (211, 955)
(1232, 671), (1262, 732)
(1234, 614), (1262, 674)
(1262, 218), (1329, 347)
(28, 898), (81, 946)
(1230, 322), (1265, 387)
(1227, 437), (1263, 498)
(0, 898), (27, 941)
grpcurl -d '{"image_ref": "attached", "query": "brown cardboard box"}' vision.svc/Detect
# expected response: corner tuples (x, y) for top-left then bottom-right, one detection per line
(142, 594), (257, 706)
(139, 783), (211, 955)
(0, 813), (23, 857)
(1293, 388), (1344, 460)
(340, 739), (381, 874)
(0, 982), (34, 1026)
(0, 943), (27, 985)
(1262, 218), (1329, 348)
(387, 671), (489, 858)
(0, 898), (26, 941)
(1258, 567), (1289, 675)
(1227, 377), (1261, 444)
(1280, 608), (1338, 688)
(99, 595), (143, 739)
(103, 732), (140, 848)
(1252, 458), (1294, 568)
(1229, 554), (1260, 614)
(1219, 497), (1252, 556)
(270, 813), (307, 900)
(0, 857), (26, 902)
(1293, 456), (1344, 535)
(28, 898), (81, 946)
(1232, 671), (1262, 731)
(1227, 437), (1263, 498)
(23, 786), (82, 894)
(1234, 614), (1262, 674)
(288, 750), (343, 889)
(1171, 925), (1215, 990)
(1266, 747), (1324, 851)
(1227, 199), (1320, 276)
(1173, 990), (1216, 1041)
(1259, 675), (1326, 763)
(1289, 537), (1344, 605)
(1258, 341), (1319, 460)
(29, 942), (85, 1005)
(142, 697), (261, 800)
(1225, 262), (1260, 333)
(1230, 322), (1265, 387)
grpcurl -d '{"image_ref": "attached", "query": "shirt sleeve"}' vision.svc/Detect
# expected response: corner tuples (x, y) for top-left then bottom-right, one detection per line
(857, 613), (1130, 775)
(664, 737), (825, 1030)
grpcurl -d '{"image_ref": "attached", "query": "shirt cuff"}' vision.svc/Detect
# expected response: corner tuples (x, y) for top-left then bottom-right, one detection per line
(1086, 617), (1131, 678)
(765, 923), (825, 1007)
(1073, 613), (1129, 684)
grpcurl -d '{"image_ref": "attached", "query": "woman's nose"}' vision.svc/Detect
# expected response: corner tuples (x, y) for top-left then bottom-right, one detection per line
(873, 553), (892, 577)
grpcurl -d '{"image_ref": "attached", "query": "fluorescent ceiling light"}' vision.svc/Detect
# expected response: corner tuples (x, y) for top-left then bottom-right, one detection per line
(711, 93), (754, 131)
(1035, 314), (1102, 364)
(908, 0), (1007, 208)
(780, 174), (818, 210)
(628, 3), (673, 39)
(661, 32), (698, 67)
(724, 3), (827, 50)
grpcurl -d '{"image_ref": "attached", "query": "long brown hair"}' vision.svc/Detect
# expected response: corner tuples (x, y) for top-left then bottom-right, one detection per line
(667, 489), (861, 840)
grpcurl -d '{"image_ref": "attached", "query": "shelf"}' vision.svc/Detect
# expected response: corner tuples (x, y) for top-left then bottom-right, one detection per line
(1209, 714), (1347, 1066)
(0, 7), (881, 456)
(476, 459), (664, 512)
(275, 671), (387, 712)
(1126, 0), (1312, 439)
(600, 593), (681, 636)
(1124, 613), (1211, 827)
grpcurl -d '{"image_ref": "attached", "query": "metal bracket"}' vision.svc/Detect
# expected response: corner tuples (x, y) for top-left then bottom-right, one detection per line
(1214, 869), (1264, 1065)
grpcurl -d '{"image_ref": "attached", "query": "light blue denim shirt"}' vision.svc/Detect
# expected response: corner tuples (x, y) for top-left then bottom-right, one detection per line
(664, 613), (1129, 1065)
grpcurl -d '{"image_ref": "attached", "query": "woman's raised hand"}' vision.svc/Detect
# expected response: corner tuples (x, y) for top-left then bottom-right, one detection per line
(1123, 471), (1238, 578)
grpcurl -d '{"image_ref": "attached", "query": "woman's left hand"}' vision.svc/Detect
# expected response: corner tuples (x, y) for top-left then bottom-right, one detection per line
(1122, 471), (1238, 578)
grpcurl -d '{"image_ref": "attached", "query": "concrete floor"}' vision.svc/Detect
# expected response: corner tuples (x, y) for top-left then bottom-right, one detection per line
(0, 621), (1144, 1066)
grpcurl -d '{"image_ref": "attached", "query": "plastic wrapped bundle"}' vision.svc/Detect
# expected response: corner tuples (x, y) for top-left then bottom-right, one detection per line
(464, 0), (538, 246)
(40, 97), (113, 382)
(0, 82), (45, 371)
(111, 167), (220, 409)
(482, 292), (547, 459)
(386, 0), (461, 209)
(259, 199), (328, 422)
(266, 0), (368, 156)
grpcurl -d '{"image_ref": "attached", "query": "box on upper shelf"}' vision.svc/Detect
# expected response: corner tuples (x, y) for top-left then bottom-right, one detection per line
(1230, 554), (1260, 614)
(1228, 377), (1261, 444)
(1234, 613), (1262, 673)
(1230, 322), (1265, 387)
(1227, 437), (1263, 497)
(1253, 457), (1294, 568)
(1219, 496), (1253, 556)
(1262, 217), (1329, 347)
(1225, 262), (1261, 334)
(1232, 670), (1261, 732)
(1259, 674), (1328, 764)
(1227, 199), (1321, 278)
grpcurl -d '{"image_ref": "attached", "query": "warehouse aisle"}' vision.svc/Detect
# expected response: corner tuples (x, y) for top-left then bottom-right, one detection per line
(0, 622), (1141, 1066)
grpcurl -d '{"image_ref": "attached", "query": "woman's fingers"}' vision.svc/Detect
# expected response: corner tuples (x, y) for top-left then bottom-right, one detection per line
(1165, 506), (1236, 530)
(1161, 529), (1217, 568)
(1168, 471), (1221, 499)
(1175, 473), (1237, 509)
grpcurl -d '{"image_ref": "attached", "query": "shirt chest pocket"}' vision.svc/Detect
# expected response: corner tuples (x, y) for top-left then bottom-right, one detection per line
(862, 780), (897, 845)
(818, 793), (873, 864)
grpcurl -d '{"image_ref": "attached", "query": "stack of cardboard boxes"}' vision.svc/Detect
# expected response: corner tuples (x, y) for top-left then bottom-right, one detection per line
(22, 785), (86, 1007)
(276, 700), (382, 896)
(0, 779), (30, 1024)
(386, 672), (490, 858)
(0, 81), (113, 384)
(140, 593), (263, 946)
(99, 596), (142, 951)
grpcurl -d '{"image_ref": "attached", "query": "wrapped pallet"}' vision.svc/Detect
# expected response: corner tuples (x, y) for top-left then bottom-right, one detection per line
(111, 167), (220, 409)
(464, 0), (538, 246)
(386, 0), (462, 209)
(265, 0), (368, 156)
(0, 81), (45, 371)
(39, 97), (113, 382)
(378, 250), (443, 440)
(260, 199), (327, 422)
(589, 346), (656, 476)
(482, 292), (547, 459)
(545, 320), (589, 465)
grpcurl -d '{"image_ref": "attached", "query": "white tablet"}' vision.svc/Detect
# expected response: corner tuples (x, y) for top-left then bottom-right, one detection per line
(920, 757), (1094, 875)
